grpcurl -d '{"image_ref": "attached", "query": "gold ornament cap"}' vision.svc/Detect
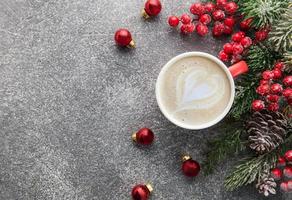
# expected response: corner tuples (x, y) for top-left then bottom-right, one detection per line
(182, 155), (192, 162)
(132, 132), (137, 142)
(145, 183), (153, 193)
(127, 40), (136, 48)
(141, 9), (150, 19)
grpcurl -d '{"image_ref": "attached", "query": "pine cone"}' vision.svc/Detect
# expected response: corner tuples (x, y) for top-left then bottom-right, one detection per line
(247, 110), (287, 154)
(256, 175), (277, 196)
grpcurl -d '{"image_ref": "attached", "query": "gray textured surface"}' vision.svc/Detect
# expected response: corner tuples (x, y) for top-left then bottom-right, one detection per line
(0, 0), (291, 199)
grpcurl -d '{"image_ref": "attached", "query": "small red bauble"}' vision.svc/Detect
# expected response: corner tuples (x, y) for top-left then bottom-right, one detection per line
(181, 23), (195, 34)
(181, 13), (192, 24)
(280, 181), (289, 193)
(212, 22), (225, 37)
(270, 83), (283, 94)
(272, 69), (282, 79)
(284, 150), (292, 162)
(190, 3), (205, 16)
(256, 84), (270, 96)
(212, 10), (225, 21)
(216, 0), (227, 8)
(224, 2), (238, 15)
(223, 43), (233, 55)
(283, 166), (292, 179)
(131, 184), (153, 200)
(224, 17), (236, 27)
(232, 32), (245, 42)
(240, 18), (253, 31)
(283, 88), (292, 98)
(114, 29), (135, 48)
(218, 50), (229, 62)
(196, 23), (209, 36)
(268, 102), (279, 112)
(223, 25), (233, 35)
(199, 14), (212, 25)
(205, 2), (216, 12)
(182, 155), (201, 177)
(132, 128), (154, 145)
(271, 168), (283, 181)
(267, 94), (279, 103)
(274, 62), (285, 71)
(277, 157), (286, 168)
(168, 16), (180, 27)
(262, 70), (274, 80)
(260, 79), (269, 85)
(252, 100), (265, 111)
(143, 0), (162, 18)
(283, 76), (292, 87)
(240, 37), (252, 48)
(232, 43), (244, 55)
(255, 28), (269, 41)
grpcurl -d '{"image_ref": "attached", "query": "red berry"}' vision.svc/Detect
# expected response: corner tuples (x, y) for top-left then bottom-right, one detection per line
(240, 18), (253, 31)
(181, 23), (195, 34)
(270, 83), (283, 94)
(212, 21), (224, 37)
(232, 32), (245, 42)
(267, 94), (279, 103)
(114, 29), (134, 47)
(223, 43), (233, 55)
(277, 157), (286, 168)
(216, 0), (227, 8)
(212, 10), (225, 21)
(223, 25), (233, 35)
(182, 159), (201, 177)
(168, 16), (180, 27)
(224, 17), (236, 27)
(271, 168), (283, 181)
(288, 97), (292, 105)
(205, 2), (216, 12)
(262, 70), (274, 80)
(256, 84), (270, 96)
(196, 23), (209, 36)
(274, 61), (285, 71)
(231, 54), (242, 64)
(283, 88), (292, 99)
(260, 79), (269, 85)
(181, 13), (192, 24)
(232, 43), (244, 55)
(268, 102), (279, 112)
(199, 14), (211, 25)
(144, 0), (162, 17)
(284, 150), (292, 162)
(190, 3), (205, 16)
(283, 166), (292, 179)
(131, 184), (151, 200)
(240, 37), (252, 48)
(224, 2), (238, 15)
(255, 28), (269, 41)
(218, 50), (229, 62)
(133, 128), (155, 145)
(272, 69), (282, 79)
(252, 100), (265, 111)
(283, 76), (292, 87)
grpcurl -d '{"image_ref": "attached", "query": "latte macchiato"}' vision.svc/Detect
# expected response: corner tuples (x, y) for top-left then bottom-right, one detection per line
(157, 55), (232, 127)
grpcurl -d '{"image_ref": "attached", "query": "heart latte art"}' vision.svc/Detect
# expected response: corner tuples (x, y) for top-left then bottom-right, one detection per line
(158, 56), (231, 126)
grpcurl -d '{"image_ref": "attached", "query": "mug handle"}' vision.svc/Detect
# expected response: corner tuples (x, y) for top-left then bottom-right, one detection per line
(228, 61), (249, 78)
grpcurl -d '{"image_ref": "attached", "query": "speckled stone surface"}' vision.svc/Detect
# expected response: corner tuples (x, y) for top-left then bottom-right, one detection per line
(0, 0), (291, 199)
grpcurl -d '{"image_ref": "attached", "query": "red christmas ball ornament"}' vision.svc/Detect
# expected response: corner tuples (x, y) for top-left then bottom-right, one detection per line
(271, 168), (283, 181)
(168, 16), (180, 27)
(240, 18), (253, 31)
(268, 102), (279, 112)
(283, 88), (292, 98)
(181, 13), (192, 24)
(240, 37), (252, 48)
(205, 2), (216, 12)
(190, 3), (205, 16)
(232, 43), (244, 55)
(223, 25), (233, 35)
(284, 150), (292, 162)
(132, 128), (154, 145)
(277, 157), (286, 168)
(223, 43), (233, 55)
(272, 69), (282, 79)
(218, 50), (229, 62)
(182, 155), (201, 177)
(283, 166), (292, 179)
(252, 100), (265, 111)
(181, 23), (195, 34)
(262, 70), (274, 80)
(196, 23), (209, 36)
(212, 21), (225, 37)
(224, 17), (236, 27)
(280, 181), (289, 193)
(224, 2), (238, 15)
(267, 94), (279, 103)
(232, 32), (245, 42)
(199, 14), (212, 25)
(212, 10), (225, 21)
(260, 79), (269, 85)
(283, 76), (292, 87)
(270, 83), (283, 94)
(255, 28), (269, 41)
(114, 29), (135, 48)
(274, 61), (285, 71)
(216, 0), (227, 8)
(256, 84), (270, 96)
(131, 184), (153, 200)
(142, 0), (162, 19)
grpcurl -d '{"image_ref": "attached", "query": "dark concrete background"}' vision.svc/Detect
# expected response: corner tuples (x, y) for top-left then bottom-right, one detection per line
(0, 0), (291, 199)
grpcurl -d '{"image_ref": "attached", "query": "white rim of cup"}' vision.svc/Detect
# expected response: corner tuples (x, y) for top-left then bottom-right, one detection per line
(155, 52), (235, 130)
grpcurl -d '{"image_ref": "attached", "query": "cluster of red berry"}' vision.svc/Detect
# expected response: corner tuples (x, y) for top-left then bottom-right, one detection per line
(252, 62), (292, 112)
(168, 0), (239, 36)
(271, 150), (292, 193)
(218, 31), (252, 63)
